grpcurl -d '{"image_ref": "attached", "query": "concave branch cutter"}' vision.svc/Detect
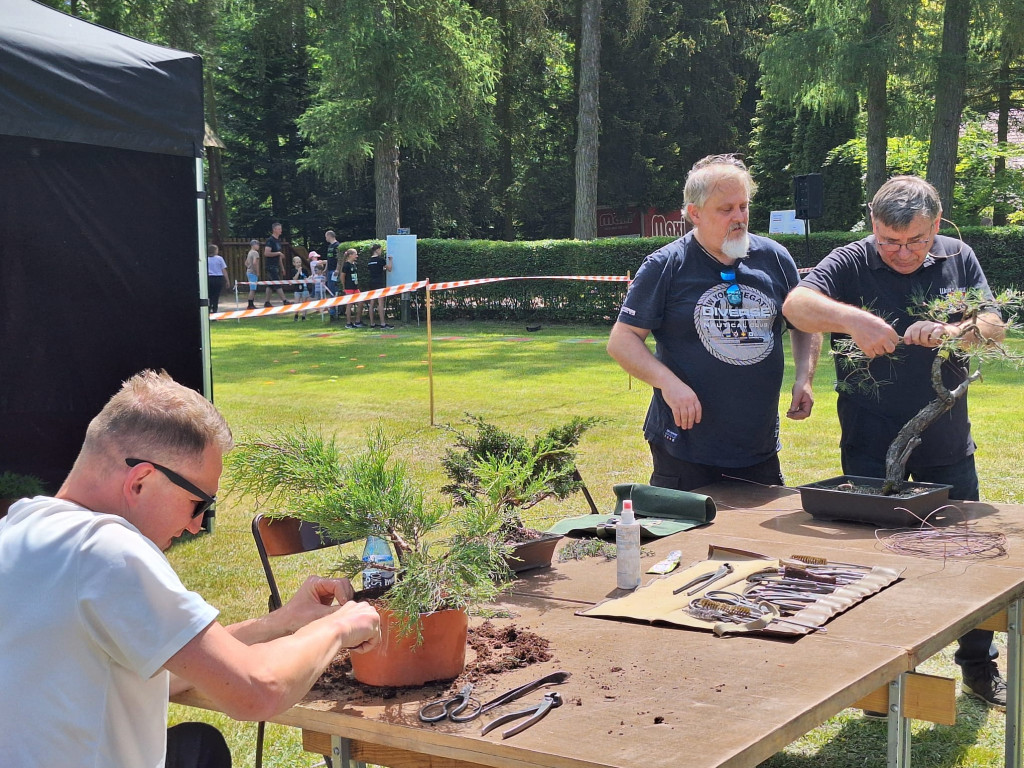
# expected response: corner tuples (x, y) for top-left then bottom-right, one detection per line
(673, 562), (733, 596)
(480, 692), (563, 739)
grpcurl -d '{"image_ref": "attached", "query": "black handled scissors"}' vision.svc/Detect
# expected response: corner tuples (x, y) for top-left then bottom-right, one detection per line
(480, 691), (563, 738)
(418, 684), (482, 723)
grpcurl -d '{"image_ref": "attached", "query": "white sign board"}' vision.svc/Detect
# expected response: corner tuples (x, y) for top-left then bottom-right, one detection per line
(385, 235), (417, 288)
(769, 210), (806, 235)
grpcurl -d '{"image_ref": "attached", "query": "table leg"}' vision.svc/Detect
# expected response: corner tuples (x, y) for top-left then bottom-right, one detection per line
(886, 674), (911, 768)
(330, 734), (366, 768)
(1006, 598), (1024, 768)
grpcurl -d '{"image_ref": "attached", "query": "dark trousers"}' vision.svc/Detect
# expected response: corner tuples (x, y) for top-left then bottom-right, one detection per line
(207, 275), (225, 314)
(841, 448), (996, 668)
(166, 722), (232, 768)
(648, 440), (784, 492)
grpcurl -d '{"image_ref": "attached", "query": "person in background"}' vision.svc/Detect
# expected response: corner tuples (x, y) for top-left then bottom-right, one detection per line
(342, 247), (365, 329)
(262, 222), (291, 309)
(607, 153), (820, 491)
(325, 231), (341, 321)
(206, 244), (227, 315)
(366, 243), (394, 329)
(782, 175), (1008, 709)
(244, 239), (261, 310)
(291, 255), (310, 321)
(0, 370), (380, 767)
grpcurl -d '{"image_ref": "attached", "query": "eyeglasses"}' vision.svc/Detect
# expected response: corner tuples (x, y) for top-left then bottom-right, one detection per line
(125, 458), (216, 520)
(875, 237), (932, 255)
(720, 269), (743, 307)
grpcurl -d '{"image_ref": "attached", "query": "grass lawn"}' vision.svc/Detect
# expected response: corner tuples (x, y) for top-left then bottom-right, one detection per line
(169, 316), (1023, 767)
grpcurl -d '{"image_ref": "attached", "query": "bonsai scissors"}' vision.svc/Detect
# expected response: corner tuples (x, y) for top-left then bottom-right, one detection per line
(418, 684), (482, 723)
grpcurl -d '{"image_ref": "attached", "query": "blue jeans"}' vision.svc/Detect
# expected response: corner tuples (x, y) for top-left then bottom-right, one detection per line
(841, 448), (995, 668)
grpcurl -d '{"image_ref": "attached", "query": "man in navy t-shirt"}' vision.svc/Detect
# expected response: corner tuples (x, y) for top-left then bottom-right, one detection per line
(608, 154), (821, 491)
(261, 222), (291, 308)
(783, 175), (1008, 707)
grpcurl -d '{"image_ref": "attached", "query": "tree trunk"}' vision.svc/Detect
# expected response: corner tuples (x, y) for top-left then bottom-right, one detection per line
(864, 0), (889, 203)
(374, 136), (401, 239)
(572, 0), (601, 240)
(203, 71), (228, 244)
(926, 0), (970, 219)
(883, 355), (980, 494)
(497, 0), (516, 241)
(994, 54), (1012, 226)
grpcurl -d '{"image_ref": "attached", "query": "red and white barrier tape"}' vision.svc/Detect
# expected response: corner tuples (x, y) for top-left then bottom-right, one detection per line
(212, 281), (427, 320)
(428, 275), (630, 291)
(233, 279), (319, 288)
(213, 275), (631, 321)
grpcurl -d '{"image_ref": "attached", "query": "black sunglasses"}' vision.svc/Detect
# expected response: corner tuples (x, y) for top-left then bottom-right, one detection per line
(125, 458), (216, 520)
(720, 269), (743, 308)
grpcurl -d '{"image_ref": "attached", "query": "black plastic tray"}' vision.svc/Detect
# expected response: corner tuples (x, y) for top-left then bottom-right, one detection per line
(797, 475), (953, 527)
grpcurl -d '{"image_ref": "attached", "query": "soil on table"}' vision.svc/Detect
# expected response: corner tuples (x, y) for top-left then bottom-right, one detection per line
(829, 481), (938, 498)
(310, 620), (553, 702)
(503, 526), (550, 543)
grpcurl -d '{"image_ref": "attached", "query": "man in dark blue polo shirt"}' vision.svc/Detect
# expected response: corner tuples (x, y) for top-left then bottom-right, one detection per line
(608, 154), (821, 491)
(784, 175), (1008, 708)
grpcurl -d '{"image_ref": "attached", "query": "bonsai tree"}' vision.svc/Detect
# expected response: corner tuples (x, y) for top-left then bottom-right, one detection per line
(225, 425), (512, 638)
(835, 288), (1023, 495)
(441, 415), (599, 539)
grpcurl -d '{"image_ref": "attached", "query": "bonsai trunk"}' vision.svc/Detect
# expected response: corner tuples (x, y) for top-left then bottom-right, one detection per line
(882, 354), (980, 494)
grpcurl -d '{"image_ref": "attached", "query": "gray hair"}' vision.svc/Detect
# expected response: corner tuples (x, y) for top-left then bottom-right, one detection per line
(250, 239), (260, 247)
(870, 176), (941, 229)
(683, 154), (757, 220)
(81, 370), (233, 466)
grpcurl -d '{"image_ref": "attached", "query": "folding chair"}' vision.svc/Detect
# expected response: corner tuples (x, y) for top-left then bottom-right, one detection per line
(250, 514), (359, 768)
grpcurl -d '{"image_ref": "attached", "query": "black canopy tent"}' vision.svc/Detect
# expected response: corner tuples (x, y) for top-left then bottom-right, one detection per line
(0, 0), (212, 488)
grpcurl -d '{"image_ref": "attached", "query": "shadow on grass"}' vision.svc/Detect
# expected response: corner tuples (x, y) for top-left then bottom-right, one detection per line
(759, 697), (992, 768)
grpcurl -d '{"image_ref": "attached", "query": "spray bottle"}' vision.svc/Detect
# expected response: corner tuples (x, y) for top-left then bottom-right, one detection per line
(616, 499), (641, 590)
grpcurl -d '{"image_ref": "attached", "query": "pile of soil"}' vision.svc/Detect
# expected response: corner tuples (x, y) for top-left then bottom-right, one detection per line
(310, 620), (552, 701)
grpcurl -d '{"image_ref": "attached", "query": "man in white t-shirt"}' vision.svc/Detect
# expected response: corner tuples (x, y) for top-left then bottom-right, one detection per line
(0, 370), (380, 768)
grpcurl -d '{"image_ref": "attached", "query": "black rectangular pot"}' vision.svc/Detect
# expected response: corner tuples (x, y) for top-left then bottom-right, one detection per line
(797, 475), (954, 527)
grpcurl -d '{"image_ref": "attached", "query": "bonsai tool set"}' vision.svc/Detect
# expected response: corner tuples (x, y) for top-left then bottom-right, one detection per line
(419, 671), (571, 738)
(580, 545), (902, 636)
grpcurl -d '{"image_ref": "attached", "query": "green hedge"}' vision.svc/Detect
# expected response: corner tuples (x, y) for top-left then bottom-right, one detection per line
(339, 227), (1023, 323)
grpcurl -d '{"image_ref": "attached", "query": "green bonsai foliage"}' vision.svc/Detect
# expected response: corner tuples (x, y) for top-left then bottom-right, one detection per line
(0, 471), (46, 499)
(832, 288), (1023, 494)
(441, 414), (599, 534)
(225, 424), (511, 639)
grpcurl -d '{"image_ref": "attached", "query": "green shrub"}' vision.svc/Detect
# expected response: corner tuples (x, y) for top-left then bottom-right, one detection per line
(335, 228), (1024, 322)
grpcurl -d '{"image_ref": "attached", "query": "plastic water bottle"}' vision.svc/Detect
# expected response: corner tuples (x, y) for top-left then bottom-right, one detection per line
(361, 535), (395, 590)
(616, 499), (641, 590)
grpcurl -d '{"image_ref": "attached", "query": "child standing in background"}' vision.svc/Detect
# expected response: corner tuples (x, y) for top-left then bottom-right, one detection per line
(291, 255), (310, 321)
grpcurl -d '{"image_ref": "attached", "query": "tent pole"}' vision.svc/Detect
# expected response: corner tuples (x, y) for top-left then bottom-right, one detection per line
(196, 155), (213, 401)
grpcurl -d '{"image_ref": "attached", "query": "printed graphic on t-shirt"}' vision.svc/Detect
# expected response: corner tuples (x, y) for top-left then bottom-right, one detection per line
(694, 282), (776, 365)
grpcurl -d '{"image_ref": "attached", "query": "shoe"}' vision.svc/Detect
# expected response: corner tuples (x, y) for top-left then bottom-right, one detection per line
(962, 662), (1007, 709)
(345, 323), (357, 329)
(369, 324), (381, 329)
(354, 322), (367, 328)
(264, 301), (273, 308)
(301, 315), (307, 321)
(382, 324), (395, 329)
(861, 710), (888, 720)
(247, 301), (256, 309)
(293, 315), (299, 322)
(282, 300), (292, 306)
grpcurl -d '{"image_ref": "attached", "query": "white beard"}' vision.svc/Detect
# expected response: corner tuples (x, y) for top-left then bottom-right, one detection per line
(720, 231), (750, 261)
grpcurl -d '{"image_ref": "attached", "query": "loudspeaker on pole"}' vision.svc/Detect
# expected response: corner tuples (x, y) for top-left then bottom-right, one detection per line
(793, 173), (824, 220)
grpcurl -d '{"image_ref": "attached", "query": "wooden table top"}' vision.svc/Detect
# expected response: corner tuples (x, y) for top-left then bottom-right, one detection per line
(175, 482), (1024, 768)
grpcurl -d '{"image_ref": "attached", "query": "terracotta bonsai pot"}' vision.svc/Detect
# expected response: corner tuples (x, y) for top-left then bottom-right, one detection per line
(349, 606), (469, 687)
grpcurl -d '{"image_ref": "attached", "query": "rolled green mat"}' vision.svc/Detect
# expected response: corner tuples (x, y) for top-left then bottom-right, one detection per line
(547, 483), (716, 538)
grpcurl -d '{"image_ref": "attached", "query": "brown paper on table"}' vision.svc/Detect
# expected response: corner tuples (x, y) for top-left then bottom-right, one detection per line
(579, 545), (902, 637)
